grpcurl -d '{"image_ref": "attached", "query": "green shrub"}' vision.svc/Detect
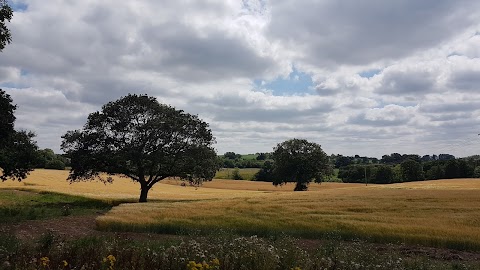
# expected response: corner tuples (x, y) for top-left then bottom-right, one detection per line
(232, 168), (243, 180)
(45, 159), (66, 170)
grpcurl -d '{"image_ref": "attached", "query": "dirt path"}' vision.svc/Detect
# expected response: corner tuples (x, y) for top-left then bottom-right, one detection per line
(0, 214), (180, 242)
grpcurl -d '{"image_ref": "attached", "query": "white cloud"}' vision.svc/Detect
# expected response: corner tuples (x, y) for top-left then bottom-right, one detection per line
(1, 0), (480, 157)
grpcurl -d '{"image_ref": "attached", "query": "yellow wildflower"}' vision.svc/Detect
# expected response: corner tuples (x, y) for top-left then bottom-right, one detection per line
(103, 255), (116, 270)
(40, 257), (50, 267)
(187, 261), (199, 270)
(62, 260), (68, 267)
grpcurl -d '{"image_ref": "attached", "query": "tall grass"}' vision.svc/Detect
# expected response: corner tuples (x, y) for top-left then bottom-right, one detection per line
(97, 187), (480, 251)
(1, 231), (478, 270)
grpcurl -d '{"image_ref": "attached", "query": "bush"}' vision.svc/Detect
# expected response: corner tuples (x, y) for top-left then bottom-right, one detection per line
(45, 159), (66, 170)
(475, 167), (480, 178)
(232, 168), (243, 180)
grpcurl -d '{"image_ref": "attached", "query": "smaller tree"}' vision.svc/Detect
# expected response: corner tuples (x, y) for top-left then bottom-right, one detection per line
(272, 138), (329, 191)
(374, 165), (394, 184)
(474, 166), (480, 178)
(400, 159), (424, 182)
(426, 165), (444, 180)
(231, 168), (243, 180)
(0, 90), (38, 181)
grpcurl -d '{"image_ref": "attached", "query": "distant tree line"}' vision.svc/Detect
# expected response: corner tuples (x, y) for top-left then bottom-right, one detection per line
(35, 148), (70, 170)
(336, 153), (480, 184)
(219, 152), (271, 168)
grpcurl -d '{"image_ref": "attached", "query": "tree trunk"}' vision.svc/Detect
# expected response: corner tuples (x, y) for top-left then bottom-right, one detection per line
(139, 184), (150, 202)
(294, 181), (308, 191)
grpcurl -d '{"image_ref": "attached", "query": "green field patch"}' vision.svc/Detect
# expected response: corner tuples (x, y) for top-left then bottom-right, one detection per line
(215, 168), (260, 180)
(0, 190), (113, 222)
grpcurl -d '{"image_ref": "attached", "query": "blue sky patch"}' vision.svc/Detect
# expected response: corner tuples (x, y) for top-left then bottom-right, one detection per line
(10, 1), (28, 12)
(254, 68), (314, 96)
(358, 69), (381, 78)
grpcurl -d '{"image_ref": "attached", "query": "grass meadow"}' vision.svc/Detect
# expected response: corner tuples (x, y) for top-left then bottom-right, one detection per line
(3, 170), (480, 251)
(97, 185), (480, 251)
(2, 170), (480, 269)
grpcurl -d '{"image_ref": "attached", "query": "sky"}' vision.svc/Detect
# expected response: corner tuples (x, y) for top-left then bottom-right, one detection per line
(1, 0), (480, 158)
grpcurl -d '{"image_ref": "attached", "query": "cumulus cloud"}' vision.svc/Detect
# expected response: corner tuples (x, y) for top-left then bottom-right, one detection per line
(267, 0), (480, 66)
(1, 0), (480, 157)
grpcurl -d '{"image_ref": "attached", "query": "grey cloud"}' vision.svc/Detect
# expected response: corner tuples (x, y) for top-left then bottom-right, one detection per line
(138, 22), (276, 82)
(448, 70), (480, 92)
(268, 0), (480, 66)
(419, 101), (480, 113)
(347, 114), (409, 127)
(427, 112), (472, 122)
(376, 70), (436, 95)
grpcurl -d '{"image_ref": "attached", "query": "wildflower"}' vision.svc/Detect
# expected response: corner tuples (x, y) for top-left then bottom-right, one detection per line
(211, 258), (220, 266)
(103, 255), (116, 270)
(186, 260), (203, 270)
(40, 257), (50, 267)
(291, 267), (301, 270)
(62, 260), (68, 267)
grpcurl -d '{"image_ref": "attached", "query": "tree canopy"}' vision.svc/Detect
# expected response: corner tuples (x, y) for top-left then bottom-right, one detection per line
(272, 138), (329, 191)
(61, 94), (219, 202)
(0, 0), (13, 51)
(0, 89), (38, 181)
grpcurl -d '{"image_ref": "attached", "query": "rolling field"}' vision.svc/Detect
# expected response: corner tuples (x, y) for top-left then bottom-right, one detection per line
(3, 169), (480, 251)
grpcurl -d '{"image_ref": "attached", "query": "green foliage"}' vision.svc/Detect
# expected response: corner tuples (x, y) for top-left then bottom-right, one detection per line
(272, 138), (329, 191)
(0, 1), (13, 51)
(474, 166), (480, 178)
(253, 160), (275, 182)
(0, 89), (15, 139)
(401, 159), (424, 182)
(45, 159), (66, 170)
(1, 232), (478, 270)
(61, 94), (218, 202)
(231, 168), (243, 180)
(214, 168), (259, 180)
(0, 130), (39, 181)
(374, 165), (394, 184)
(426, 165), (445, 180)
(0, 90), (39, 181)
(219, 153), (265, 168)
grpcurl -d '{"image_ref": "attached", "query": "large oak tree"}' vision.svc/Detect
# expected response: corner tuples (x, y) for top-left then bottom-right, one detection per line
(61, 94), (219, 202)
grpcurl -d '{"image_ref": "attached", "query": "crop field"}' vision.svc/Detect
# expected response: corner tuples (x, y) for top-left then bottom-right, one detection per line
(3, 169), (480, 251)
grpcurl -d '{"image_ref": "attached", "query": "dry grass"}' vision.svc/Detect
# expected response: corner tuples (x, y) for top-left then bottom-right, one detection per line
(4, 170), (480, 250)
(0, 169), (270, 202)
(163, 178), (365, 191)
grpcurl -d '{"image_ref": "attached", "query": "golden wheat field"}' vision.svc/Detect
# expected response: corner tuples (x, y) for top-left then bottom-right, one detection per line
(3, 169), (480, 250)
